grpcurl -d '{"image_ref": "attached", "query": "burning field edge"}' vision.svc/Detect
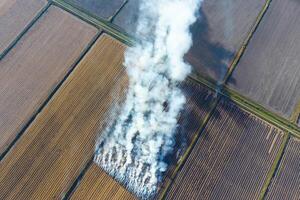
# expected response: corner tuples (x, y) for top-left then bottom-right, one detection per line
(50, 0), (300, 140)
(2, 0), (299, 199)
(40, 1), (300, 199)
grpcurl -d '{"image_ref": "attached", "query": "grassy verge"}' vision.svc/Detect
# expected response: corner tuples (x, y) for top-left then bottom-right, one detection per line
(50, 0), (135, 46)
(259, 133), (289, 200)
(290, 101), (300, 124)
(190, 74), (300, 139)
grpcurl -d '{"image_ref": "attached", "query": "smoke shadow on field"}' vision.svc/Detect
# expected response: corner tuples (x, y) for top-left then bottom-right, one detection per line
(160, 83), (216, 179)
(186, 7), (235, 82)
(199, 98), (250, 149)
(161, 96), (249, 182)
(112, 0), (140, 36)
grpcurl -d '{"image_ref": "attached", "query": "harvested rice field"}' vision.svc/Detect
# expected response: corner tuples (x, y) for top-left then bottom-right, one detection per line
(228, 0), (300, 118)
(0, 6), (96, 156)
(70, 163), (136, 200)
(164, 99), (284, 200)
(70, 77), (217, 200)
(265, 137), (300, 200)
(0, 0), (47, 55)
(1, 0), (300, 199)
(0, 35), (127, 200)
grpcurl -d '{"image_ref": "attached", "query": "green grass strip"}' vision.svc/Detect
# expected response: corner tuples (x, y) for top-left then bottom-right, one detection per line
(50, 0), (135, 46)
(259, 133), (290, 200)
(290, 101), (300, 123)
(190, 74), (300, 139)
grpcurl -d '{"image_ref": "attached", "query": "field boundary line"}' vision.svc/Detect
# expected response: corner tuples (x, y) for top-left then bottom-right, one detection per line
(109, 0), (129, 22)
(50, 0), (135, 46)
(158, 97), (220, 200)
(0, 2), (51, 60)
(190, 74), (300, 139)
(223, 0), (272, 83)
(259, 133), (290, 200)
(62, 157), (94, 200)
(0, 31), (103, 161)
(290, 101), (300, 124)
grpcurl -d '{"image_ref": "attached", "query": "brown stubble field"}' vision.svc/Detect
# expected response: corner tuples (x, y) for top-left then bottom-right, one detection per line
(0, 6), (97, 157)
(0, 0), (47, 54)
(228, 0), (300, 119)
(0, 34), (127, 200)
(69, 76), (217, 200)
(1, 0), (300, 199)
(70, 163), (137, 200)
(164, 99), (284, 200)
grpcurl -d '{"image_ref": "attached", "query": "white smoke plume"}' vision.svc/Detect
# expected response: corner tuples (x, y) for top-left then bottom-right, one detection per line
(94, 0), (202, 199)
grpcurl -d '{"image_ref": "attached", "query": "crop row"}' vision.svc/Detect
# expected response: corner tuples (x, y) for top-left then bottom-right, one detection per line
(165, 99), (284, 200)
(0, 35), (126, 200)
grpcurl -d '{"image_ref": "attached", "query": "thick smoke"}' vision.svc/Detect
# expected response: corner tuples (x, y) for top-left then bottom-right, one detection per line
(94, 0), (202, 198)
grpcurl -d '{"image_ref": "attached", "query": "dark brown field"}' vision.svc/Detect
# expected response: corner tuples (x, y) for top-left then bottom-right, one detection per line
(0, 0), (47, 54)
(0, 35), (127, 200)
(64, 0), (126, 20)
(0, 6), (96, 156)
(113, 0), (139, 36)
(164, 99), (284, 200)
(165, 80), (215, 169)
(186, 0), (266, 81)
(154, 79), (216, 197)
(265, 137), (300, 200)
(70, 163), (136, 200)
(228, 0), (300, 118)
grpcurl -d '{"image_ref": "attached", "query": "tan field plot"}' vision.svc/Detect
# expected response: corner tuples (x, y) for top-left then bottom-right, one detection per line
(0, 0), (47, 54)
(0, 35), (127, 200)
(165, 99), (284, 200)
(266, 137), (300, 200)
(0, 6), (96, 156)
(70, 163), (136, 200)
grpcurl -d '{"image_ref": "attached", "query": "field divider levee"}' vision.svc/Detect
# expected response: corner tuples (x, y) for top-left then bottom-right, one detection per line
(0, 2), (51, 61)
(290, 101), (300, 125)
(158, 96), (220, 200)
(223, 0), (272, 83)
(260, 101), (300, 198)
(50, 0), (135, 46)
(190, 74), (300, 139)
(109, 0), (129, 22)
(62, 157), (94, 200)
(0, 31), (103, 161)
(259, 133), (290, 200)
